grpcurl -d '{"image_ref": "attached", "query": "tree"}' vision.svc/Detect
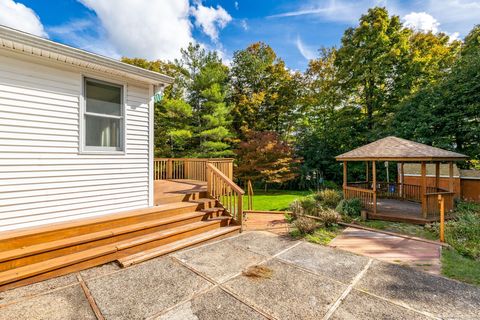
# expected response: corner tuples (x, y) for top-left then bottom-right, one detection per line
(236, 131), (298, 190)
(335, 7), (411, 140)
(230, 42), (300, 138)
(395, 25), (480, 166)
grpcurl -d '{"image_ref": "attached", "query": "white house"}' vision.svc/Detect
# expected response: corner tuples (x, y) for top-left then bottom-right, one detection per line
(0, 25), (172, 231)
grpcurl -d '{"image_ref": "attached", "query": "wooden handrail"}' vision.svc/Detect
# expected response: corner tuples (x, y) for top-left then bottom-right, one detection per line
(247, 180), (254, 211)
(206, 163), (244, 230)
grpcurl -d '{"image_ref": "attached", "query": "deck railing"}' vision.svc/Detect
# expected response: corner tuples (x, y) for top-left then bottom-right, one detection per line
(154, 158), (233, 181)
(206, 163), (244, 229)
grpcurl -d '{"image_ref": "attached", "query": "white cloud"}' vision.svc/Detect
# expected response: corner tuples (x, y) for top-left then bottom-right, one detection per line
(403, 12), (439, 33)
(77, 0), (193, 61)
(296, 36), (316, 60)
(268, 0), (390, 24)
(0, 0), (47, 37)
(234, 1), (239, 10)
(191, 1), (232, 42)
(240, 19), (248, 31)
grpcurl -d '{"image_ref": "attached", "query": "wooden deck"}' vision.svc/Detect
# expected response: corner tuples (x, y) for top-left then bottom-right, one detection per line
(155, 179), (207, 205)
(368, 199), (437, 224)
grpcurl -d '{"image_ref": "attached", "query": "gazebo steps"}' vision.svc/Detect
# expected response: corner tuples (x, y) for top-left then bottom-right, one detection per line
(0, 197), (236, 291)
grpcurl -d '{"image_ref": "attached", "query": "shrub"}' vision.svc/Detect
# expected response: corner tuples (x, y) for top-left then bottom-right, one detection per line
(322, 180), (340, 190)
(293, 217), (318, 234)
(289, 200), (303, 220)
(314, 189), (342, 208)
(445, 211), (480, 260)
(336, 198), (362, 217)
(299, 196), (319, 216)
(317, 208), (341, 227)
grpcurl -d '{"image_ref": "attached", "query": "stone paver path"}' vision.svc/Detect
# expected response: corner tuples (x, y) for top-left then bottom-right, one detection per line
(1, 231), (479, 319)
(329, 227), (442, 274)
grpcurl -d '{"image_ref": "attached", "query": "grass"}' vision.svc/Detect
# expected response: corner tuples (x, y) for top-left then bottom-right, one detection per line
(290, 225), (343, 245)
(442, 248), (480, 286)
(357, 220), (438, 241)
(244, 189), (311, 211)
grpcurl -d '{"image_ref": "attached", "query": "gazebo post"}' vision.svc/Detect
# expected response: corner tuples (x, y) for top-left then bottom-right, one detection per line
(435, 162), (440, 190)
(365, 161), (369, 183)
(448, 161), (454, 193)
(372, 161), (377, 214)
(421, 161), (427, 217)
(400, 162), (404, 198)
(343, 161), (347, 189)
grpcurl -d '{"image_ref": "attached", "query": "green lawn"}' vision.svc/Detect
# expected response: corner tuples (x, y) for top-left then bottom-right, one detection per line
(244, 189), (310, 211)
(442, 248), (480, 286)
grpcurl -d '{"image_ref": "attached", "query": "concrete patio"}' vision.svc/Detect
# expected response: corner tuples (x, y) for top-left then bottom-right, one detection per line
(0, 231), (479, 320)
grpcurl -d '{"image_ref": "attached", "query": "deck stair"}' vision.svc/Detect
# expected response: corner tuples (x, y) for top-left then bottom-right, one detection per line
(0, 193), (239, 291)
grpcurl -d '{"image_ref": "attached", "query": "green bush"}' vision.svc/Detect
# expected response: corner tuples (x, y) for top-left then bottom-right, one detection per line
(336, 198), (362, 217)
(314, 189), (342, 208)
(293, 217), (318, 234)
(445, 211), (480, 260)
(299, 196), (319, 216)
(322, 180), (340, 190)
(317, 208), (341, 227)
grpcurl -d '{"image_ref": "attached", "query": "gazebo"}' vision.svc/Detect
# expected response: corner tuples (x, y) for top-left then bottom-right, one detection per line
(336, 136), (468, 224)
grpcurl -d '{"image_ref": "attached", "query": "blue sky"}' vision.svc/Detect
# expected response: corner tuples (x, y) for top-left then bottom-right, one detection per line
(1, 1), (479, 70)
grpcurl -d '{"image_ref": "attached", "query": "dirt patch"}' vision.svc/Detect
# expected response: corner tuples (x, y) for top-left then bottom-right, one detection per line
(242, 265), (273, 279)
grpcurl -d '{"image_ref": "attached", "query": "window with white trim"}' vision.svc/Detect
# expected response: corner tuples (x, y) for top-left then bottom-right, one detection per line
(83, 78), (124, 151)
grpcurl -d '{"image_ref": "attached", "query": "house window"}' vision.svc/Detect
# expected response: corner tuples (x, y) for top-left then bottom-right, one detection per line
(83, 78), (124, 152)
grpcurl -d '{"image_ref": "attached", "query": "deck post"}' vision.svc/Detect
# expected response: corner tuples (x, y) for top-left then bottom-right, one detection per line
(421, 161), (427, 218)
(372, 161), (377, 215)
(448, 161), (454, 193)
(167, 159), (173, 179)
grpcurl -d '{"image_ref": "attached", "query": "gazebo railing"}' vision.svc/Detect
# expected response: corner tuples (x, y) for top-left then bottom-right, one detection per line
(343, 185), (374, 211)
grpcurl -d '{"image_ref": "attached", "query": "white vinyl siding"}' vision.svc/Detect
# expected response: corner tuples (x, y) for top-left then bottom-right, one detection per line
(0, 54), (152, 231)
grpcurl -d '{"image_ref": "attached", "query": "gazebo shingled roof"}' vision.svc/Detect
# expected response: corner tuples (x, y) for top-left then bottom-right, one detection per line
(335, 136), (468, 161)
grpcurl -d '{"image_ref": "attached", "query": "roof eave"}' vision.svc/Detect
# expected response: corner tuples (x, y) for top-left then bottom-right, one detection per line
(335, 156), (469, 162)
(0, 25), (174, 85)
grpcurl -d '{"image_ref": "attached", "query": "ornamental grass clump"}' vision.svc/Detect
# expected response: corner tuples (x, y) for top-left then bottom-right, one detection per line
(317, 208), (341, 227)
(293, 217), (318, 234)
(314, 189), (342, 208)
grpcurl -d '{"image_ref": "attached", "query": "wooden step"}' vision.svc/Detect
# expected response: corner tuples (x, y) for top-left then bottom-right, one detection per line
(0, 245), (117, 286)
(118, 226), (241, 267)
(0, 202), (203, 250)
(0, 211), (207, 263)
(0, 220), (224, 286)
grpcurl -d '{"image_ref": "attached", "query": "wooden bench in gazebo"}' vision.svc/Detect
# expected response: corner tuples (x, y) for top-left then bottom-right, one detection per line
(336, 137), (468, 224)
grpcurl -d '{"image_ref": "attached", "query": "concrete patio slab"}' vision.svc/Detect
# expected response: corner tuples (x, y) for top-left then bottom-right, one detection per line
(0, 273), (78, 306)
(331, 289), (432, 320)
(355, 260), (480, 319)
(172, 240), (267, 282)
(0, 284), (95, 320)
(329, 227), (442, 274)
(224, 258), (347, 320)
(1, 231), (479, 319)
(278, 241), (370, 284)
(224, 230), (296, 256)
(154, 287), (267, 320)
(86, 256), (213, 320)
